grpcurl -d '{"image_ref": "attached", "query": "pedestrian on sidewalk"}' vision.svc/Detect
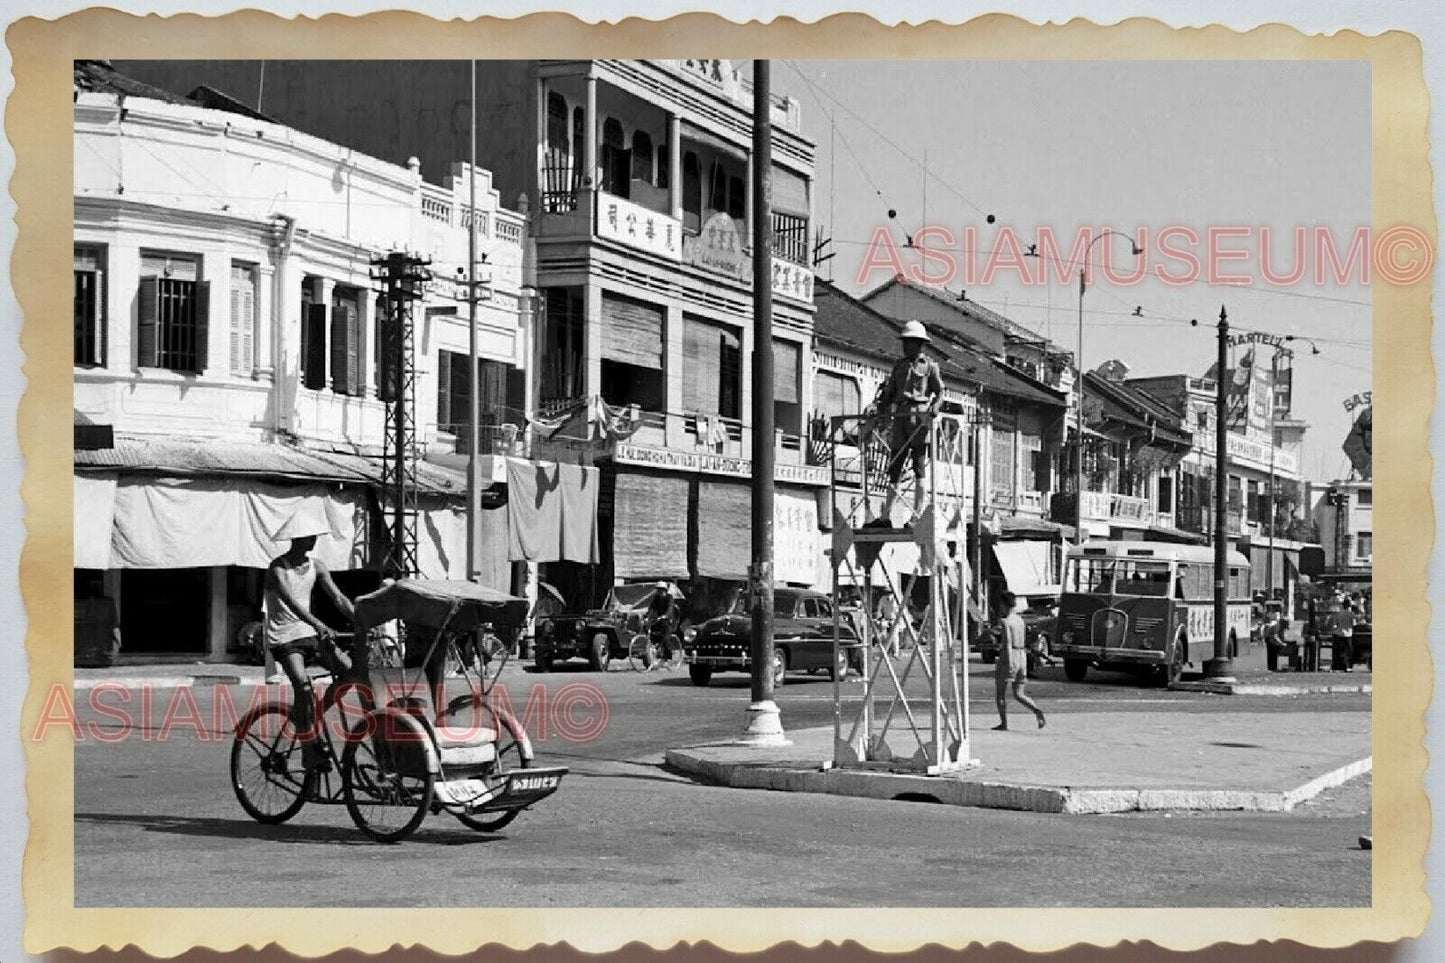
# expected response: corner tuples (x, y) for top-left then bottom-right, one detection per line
(264, 507), (356, 770)
(993, 590), (1046, 731)
(876, 591), (902, 658)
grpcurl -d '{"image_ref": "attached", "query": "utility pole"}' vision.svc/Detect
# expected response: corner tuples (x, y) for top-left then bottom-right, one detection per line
(1075, 265), (1086, 545)
(466, 59), (481, 582)
(1204, 304), (1235, 679)
(741, 60), (787, 746)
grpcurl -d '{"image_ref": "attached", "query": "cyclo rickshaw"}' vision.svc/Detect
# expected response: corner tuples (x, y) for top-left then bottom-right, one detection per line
(230, 579), (568, 843)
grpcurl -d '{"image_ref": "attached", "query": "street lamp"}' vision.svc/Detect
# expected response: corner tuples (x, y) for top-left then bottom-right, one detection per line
(1066, 230), (1141, 544)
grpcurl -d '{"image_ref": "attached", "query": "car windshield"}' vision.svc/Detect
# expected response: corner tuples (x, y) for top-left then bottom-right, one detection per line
(1065, 558), (1173, 597)
(607, 584), (658, 610)
(723, 594), (796, 616)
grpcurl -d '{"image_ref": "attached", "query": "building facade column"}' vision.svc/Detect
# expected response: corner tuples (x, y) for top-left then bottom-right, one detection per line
(667, 112), (682, 221)
(254, 263), (276, 381)
(357, 283), (375, 399)
(663, 303), (684, 447)
(104, 239), (140, 373)
(584, 280), (603, 401)
(207, 565), (228, 661)
(584, 74), (598, 190)
(274, 261), (305, 435)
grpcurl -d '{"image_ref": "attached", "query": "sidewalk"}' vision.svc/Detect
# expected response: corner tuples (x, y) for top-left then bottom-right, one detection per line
(666, 706), (1371, 815)
(1170, 637), (1371, 695)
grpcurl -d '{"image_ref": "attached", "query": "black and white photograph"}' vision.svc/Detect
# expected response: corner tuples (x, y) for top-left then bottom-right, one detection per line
(7, 9), (1434, 956)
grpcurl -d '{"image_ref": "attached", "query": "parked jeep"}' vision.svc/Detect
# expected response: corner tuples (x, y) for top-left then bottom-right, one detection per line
(533, 581), (685, 671)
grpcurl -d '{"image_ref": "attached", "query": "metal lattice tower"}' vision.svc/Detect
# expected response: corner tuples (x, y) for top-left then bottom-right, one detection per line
(370, 251), (432, 578)
(827, 410), (981, 775)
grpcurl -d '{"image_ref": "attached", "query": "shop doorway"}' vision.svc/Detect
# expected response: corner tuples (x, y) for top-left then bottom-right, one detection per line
(119, 567), (210, 655)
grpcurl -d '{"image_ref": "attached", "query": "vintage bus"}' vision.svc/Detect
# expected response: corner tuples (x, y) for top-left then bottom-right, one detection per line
(1052, 541), (1251, 685)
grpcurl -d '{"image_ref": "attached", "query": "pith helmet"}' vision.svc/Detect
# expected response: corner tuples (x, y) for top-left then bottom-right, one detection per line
(899, 320), (930, 342)
(272, 503), (334, 542)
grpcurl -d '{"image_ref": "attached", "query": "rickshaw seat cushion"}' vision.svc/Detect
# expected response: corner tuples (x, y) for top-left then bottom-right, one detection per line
(438, 742), (497, 767)
(434, 725), (500, 749)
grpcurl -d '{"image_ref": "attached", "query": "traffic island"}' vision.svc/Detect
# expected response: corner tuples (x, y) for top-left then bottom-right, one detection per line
(665, 709), (1371, 815)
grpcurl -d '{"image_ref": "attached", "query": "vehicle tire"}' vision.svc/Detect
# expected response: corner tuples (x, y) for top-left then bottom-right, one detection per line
(231, 704), (313, 825)
(533, 652), (553, 673)
(589, 632), (611, 672)
(830, 648), (850, 681)
(453, 740), (529, 833)
(627, 634), (656, 671)
(771, 647), (788, 687)
(1063, 658), (1089, 683)
(342, 723), (435, 844)
(981, 651), (996, 665)
(1161, 635), (1186, 687)
(667, 635), (685, 667)
(688, 663), (713, 687)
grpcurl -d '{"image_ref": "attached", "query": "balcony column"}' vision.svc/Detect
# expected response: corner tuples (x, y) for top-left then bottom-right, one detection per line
(663, 303), (684, 447)
(584, 74), (598, 192)
(667, 112), (682, 221)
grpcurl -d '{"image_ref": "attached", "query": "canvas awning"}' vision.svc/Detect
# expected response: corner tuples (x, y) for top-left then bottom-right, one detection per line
(990, 540), (1055, 597)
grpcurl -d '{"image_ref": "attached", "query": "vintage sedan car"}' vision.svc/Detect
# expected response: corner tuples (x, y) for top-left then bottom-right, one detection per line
(684, 587), (863, 687)
(532, 581), (685, 671)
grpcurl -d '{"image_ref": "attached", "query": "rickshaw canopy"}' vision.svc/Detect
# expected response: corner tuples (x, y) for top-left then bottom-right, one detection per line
(353, 579), (529, 635)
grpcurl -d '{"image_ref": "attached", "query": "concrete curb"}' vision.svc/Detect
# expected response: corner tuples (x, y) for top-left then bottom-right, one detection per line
(73, 674), (244, 691)
(1171, 680), (1371, 696)
(663, 748), (1372, 815)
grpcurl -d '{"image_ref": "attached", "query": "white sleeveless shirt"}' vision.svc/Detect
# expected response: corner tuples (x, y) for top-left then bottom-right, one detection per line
(265, 557), (319, 647)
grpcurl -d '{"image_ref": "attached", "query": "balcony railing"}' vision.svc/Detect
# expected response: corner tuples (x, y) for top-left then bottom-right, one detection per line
(541, 150), (580, 213)
(1050, 491), (1154, 527)
(772, 210), (809, 266)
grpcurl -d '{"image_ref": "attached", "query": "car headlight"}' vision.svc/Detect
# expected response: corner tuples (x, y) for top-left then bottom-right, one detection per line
(1061, 630), (1075, 645)
(575, 619), (587, 634)
(541, 621), (555, 637)
(683, 626), (698, 643)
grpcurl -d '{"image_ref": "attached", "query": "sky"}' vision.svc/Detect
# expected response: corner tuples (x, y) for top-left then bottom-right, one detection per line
(773, 60), (1372, 482)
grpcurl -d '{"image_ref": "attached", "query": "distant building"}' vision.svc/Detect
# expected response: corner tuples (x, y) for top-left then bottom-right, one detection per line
(1309, 479), (1372, 575)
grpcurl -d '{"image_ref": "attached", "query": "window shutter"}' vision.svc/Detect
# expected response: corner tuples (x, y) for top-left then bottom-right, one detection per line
(771, 339), (800, 404)
(136, 276), (160, 367)
(305, 302), (328, 390)
(683, 315), (739, 416)
(330, 303), (348, 394)
(241, 280), (254, 374)
(229, 282), (242, 373)
(1033, 449), (1052, 492)
(192, 281), (211, 374)
(600, 293), (664, 368)
(346, 303), (360, 395)
(505, 362), (525, 426)
(95, 269), (107, 366)
(436, 349), (452, 431)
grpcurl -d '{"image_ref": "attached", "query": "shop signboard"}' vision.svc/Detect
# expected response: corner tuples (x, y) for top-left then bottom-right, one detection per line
(612, 442), (830, 486)
(596, 191), (683, 261)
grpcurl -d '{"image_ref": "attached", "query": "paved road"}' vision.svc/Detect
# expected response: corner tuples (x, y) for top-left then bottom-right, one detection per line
(69, 658), (1370, 907)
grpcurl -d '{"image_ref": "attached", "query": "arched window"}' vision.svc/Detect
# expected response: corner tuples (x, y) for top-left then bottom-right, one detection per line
(601, 118), (626, 195)
(545, 92), (568, 154)
(631, 130), (653, 184)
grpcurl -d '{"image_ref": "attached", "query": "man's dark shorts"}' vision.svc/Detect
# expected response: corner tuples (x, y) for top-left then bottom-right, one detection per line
(271, 635), (347, 675)
(886, 411), (931, 478)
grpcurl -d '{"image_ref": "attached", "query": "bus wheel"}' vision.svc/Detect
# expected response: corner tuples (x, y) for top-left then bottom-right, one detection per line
(1063, 659), (1089, 683)
(1162, 636), (1186, 687)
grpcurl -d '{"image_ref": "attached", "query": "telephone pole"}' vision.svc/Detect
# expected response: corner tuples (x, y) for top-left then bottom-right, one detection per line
(740, 60), (787, 746)
(1204, 304), (1236, 679)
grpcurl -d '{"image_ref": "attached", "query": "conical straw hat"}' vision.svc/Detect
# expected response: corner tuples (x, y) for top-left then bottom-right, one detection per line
(272, 503), (334, 542)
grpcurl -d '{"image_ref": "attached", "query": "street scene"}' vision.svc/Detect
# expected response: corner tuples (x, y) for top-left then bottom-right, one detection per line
(68, 57), (1372, 906)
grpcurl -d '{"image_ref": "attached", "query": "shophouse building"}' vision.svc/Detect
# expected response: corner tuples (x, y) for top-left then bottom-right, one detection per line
(72, 62), (528, 660)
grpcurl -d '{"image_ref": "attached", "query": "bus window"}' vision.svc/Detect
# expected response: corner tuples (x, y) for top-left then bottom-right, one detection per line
(1065, 558), (1173, 597)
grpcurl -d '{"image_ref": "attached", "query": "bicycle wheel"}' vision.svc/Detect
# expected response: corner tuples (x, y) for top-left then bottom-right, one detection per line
(341, 725), (435, 843)
(231, 704), (313, 825)
(626, 633), (657, 671)
(452, 726), (529, 833)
